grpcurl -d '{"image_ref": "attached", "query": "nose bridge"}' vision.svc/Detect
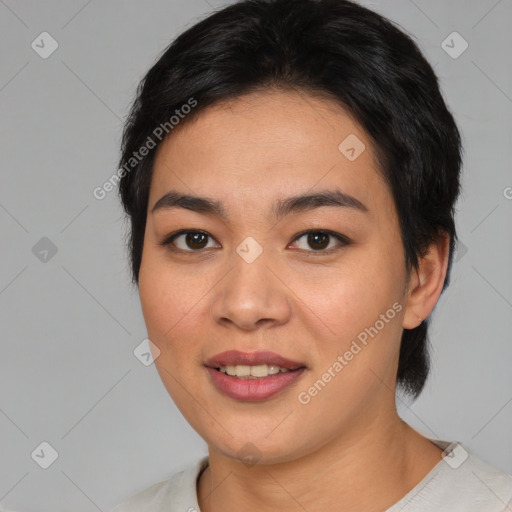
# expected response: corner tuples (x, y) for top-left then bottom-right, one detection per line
(212, 239), (291, 329)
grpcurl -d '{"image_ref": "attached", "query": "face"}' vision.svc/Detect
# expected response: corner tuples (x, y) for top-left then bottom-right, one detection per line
(138, 90), (411, 464)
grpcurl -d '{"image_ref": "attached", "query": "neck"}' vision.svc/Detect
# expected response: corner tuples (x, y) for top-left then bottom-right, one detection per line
(197, 410), (443, 512)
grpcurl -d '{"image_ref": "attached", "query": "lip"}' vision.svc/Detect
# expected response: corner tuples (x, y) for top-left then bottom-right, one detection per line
(204, 350), (306, 370)
(206, 366), (307, 401)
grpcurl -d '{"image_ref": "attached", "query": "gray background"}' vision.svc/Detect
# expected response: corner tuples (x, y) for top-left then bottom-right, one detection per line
(1, 0), (511, 510)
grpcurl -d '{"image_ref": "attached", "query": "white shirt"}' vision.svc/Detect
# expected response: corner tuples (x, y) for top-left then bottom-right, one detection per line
(111, 439), (512, 511)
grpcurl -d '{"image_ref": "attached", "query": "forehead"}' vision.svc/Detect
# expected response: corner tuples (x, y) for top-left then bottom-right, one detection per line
(150, 90), (390, 217)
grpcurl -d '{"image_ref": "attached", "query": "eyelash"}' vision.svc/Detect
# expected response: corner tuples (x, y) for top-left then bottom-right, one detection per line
(159, 229), (351, 255)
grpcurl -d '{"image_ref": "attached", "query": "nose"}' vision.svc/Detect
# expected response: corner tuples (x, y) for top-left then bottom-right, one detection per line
(210, 251), (292, 331)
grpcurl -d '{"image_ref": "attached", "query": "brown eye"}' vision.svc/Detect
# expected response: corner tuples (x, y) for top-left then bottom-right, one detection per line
(185, 232), (209, 250)
(307, 232), (330, 250)
(162, 230), (219, 252)
(291, 230), (350, 253)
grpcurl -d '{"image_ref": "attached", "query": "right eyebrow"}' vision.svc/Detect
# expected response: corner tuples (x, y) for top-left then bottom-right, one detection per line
(151, 191), (227, 217)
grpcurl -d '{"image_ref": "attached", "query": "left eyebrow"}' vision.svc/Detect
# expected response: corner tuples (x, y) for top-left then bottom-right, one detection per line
(151, 188), (368, 219)
(272, 189), (368, 219)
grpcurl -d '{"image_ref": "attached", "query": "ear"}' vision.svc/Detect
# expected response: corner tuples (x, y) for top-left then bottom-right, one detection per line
(403, 233), (451, 329)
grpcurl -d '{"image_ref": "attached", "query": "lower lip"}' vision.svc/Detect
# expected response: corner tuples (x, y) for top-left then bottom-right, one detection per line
(205, 367), (307, 401)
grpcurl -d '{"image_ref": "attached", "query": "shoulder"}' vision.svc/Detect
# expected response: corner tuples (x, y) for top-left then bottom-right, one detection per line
(110, 456), (209, 512)
(457, 444), (512, 511)
(389, 440), (512, 512)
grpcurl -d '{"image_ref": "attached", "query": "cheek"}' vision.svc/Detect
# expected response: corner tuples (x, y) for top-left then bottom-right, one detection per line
(297, 248), (405, 398)
(138, 250), (210, 338)
(138, 250), (221, 394)
(301, 251), (402, 342)
(138, 259), (206, 409)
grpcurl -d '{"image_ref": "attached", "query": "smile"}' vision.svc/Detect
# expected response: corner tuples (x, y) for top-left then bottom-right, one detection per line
(217, 364), (292, 378)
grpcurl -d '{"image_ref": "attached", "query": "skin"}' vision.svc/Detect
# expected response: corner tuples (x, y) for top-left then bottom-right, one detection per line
(138, 90), (450, 512)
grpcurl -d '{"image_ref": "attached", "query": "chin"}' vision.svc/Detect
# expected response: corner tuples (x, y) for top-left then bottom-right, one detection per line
(206, 430), (307, 467)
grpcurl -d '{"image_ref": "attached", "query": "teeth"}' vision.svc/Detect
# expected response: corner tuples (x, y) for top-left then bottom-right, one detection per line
(218, 364), (291, 378)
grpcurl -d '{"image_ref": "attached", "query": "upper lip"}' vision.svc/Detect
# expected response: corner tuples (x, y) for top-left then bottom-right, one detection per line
(204, 350), (306, 370)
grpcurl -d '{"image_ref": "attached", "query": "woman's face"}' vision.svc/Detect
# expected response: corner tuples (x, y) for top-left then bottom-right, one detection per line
(138, 90), (414, 463)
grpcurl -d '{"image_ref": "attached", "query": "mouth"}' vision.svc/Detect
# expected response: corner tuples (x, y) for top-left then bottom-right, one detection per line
(213, 364), (304, 378)
(204, 350), (307, 401)
(204, 349), (307, 375)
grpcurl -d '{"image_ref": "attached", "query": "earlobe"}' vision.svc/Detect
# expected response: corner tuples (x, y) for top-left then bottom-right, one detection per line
(403, 234), (451, 329)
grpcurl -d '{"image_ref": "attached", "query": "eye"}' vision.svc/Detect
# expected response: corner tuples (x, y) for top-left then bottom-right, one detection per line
(160, 230), (220, 252)
(160, 229), (350, 254)
(290, 230), (350, 253)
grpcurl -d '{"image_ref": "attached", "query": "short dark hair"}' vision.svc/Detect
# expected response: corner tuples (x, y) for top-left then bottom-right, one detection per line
(118, 0), (462, 399)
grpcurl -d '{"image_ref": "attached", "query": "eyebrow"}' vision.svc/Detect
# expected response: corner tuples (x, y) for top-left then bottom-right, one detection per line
(151, 189), (369, 219)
